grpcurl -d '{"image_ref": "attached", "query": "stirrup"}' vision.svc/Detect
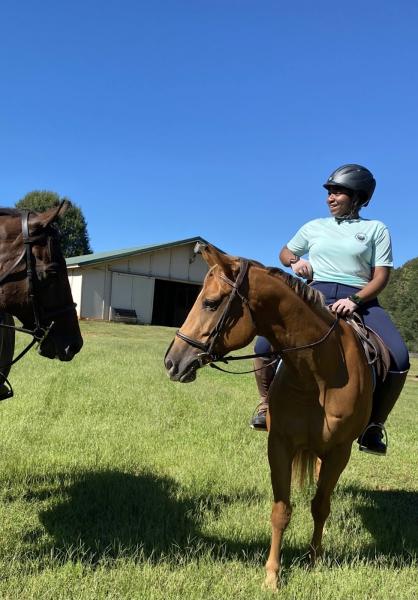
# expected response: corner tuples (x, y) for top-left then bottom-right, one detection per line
(250, 402), (268, 431)
(358, 422), (388, 456)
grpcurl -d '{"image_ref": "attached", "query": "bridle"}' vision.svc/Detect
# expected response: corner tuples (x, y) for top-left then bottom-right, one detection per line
(174, 257), (339, 374)
(0, 210), (76, 392)
(176, 259), (254, 367)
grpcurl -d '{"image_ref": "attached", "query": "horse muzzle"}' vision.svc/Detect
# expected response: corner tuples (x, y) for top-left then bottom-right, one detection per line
(38, 332), (83, 361)
(164, 339), (209, 382)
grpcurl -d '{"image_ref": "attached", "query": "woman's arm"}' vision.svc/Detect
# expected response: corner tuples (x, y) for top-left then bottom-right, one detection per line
(331, 266), (391, 316)
(279, 245), (313, 279)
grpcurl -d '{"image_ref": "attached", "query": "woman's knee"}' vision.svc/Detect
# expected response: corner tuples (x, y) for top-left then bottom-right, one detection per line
(255, 336), (272, 354)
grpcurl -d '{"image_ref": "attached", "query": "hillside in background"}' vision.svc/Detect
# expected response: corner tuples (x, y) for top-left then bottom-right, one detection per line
(379, 257), (418, 353)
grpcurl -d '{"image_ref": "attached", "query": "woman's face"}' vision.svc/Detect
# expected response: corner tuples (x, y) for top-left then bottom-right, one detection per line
(326, 186), (354, 218)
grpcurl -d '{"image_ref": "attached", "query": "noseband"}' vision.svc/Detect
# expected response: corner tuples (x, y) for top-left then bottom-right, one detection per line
(0, 210), (76, 379)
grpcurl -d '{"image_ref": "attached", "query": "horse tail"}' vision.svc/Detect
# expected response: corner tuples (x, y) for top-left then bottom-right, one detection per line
(292, 449), (317, 488)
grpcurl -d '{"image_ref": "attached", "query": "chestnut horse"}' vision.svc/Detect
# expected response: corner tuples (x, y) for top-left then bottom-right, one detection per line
(165, 243), (373, 590)
(0, 203), (83, 396)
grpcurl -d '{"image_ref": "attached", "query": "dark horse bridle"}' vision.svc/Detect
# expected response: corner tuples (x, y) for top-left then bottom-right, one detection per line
(174, 257), (339, 374)
(0, 209), (76, 396)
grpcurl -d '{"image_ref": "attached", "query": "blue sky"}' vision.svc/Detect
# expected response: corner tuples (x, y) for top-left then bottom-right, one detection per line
(1, 0), (417, 267)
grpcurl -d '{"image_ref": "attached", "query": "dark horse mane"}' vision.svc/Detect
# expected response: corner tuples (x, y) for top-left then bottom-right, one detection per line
(0, 208), (22, 217)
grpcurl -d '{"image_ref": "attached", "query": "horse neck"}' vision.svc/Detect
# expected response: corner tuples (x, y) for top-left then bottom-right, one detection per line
(248, 266), (334, 352)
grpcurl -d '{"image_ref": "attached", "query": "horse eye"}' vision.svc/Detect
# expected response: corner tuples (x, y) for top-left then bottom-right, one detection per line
(203, 298), (220, 310)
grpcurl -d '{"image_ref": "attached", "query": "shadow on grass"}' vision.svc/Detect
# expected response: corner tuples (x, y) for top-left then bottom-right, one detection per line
(31, 471), (417, 567)
(337, 485), (418, 563)
(35, 469), (269, 564)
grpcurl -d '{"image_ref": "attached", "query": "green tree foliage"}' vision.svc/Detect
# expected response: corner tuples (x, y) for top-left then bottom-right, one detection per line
(379, 257), (418, 352)
(16, 190), (92, 258)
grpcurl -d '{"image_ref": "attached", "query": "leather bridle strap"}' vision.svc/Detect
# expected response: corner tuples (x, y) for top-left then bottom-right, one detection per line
(176, 259), (251, 362)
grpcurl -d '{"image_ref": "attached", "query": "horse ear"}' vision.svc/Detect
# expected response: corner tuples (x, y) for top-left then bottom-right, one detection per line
(30, 201), (69, 229)
(198, 243), (238, 278)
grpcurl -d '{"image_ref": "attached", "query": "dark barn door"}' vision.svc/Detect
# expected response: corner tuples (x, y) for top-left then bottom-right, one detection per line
(152, 279), (201, 327)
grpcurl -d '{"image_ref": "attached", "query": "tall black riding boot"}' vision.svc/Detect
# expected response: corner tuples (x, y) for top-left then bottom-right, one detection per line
(250, 356), (278, 431)
(358, 370), (408, 455)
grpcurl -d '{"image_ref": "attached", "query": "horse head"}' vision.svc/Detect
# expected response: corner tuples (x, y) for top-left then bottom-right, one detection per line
(164, 243), (256, 382)
(0, 203), (83, 361)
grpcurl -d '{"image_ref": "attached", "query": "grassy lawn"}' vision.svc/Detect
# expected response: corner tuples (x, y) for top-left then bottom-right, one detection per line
(0, 321), (416, 599)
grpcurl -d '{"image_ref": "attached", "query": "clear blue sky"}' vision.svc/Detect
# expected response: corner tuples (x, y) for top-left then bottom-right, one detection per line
(1, 0), (417, 267)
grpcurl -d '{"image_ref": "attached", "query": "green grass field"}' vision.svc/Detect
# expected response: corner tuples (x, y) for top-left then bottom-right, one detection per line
(0, 321), (416, 599)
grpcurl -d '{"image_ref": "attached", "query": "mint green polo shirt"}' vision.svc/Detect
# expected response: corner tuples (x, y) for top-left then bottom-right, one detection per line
(286, 217), (393, 288)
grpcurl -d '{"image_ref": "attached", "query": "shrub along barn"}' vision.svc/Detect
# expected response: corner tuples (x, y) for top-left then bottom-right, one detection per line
(66, 237), (213, 327)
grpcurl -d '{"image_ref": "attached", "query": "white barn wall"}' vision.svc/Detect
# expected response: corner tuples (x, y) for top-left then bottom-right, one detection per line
(132, 276), (155, 323)
(81, 268), (106, 319)
(170, 245), (191, 280)
(150, 249), (171, 278)
(189, 254), (207, 282)
(109, 273), (154, 323)
(68, 271), (83, 318)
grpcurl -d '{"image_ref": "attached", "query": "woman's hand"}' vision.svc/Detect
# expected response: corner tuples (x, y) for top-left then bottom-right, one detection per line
(291, 258), (313, 279)
(330, 297), (358, 316)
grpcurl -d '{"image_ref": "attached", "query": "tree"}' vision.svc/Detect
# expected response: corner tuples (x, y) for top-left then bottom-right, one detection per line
(379, 257), (418, 352)
(15, 190), (92, 258)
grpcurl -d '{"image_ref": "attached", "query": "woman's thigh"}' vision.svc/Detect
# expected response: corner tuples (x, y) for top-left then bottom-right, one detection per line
(310, 282), (409, 371)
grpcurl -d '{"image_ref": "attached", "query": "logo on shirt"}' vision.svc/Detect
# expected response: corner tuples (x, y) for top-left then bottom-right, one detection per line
(355, 233), (367, 242)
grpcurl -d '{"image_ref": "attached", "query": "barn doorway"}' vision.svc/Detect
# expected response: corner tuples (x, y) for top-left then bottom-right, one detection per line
(152, 279), (201, 327)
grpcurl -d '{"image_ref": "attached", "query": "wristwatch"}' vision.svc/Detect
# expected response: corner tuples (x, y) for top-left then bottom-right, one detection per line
(348, 293), (364, 305)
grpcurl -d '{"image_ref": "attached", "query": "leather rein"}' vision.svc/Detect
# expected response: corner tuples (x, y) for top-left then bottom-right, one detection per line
(0, 210), (76, 386)
(175, 258), (339, 374)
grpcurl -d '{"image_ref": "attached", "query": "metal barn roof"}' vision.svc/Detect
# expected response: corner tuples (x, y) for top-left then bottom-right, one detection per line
(66, 236), (212, 268)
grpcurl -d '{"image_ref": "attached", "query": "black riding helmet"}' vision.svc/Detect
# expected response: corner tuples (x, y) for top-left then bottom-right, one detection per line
(323, 164), (376, 207)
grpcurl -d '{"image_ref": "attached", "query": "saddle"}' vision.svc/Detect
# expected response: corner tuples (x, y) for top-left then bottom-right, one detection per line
(345, 313), (391, 386)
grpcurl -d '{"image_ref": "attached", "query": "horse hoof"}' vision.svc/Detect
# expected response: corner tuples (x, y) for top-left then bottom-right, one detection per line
(263, 572), (279, 592)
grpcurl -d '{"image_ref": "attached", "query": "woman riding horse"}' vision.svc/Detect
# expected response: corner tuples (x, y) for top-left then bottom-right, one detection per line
(250, 164), (409, 455)
(164, 238), (406, 589)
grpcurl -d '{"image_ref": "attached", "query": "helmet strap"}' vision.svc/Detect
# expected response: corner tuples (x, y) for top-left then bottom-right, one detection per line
(335, 195), (361, 223)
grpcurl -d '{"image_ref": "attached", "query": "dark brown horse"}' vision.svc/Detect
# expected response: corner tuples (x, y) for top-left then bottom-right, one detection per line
(165, 243), (373, 590)
(0, 203), (83, 396)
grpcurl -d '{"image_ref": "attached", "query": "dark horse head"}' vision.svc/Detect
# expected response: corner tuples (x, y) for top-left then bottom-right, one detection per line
(0, 203), (83, 361)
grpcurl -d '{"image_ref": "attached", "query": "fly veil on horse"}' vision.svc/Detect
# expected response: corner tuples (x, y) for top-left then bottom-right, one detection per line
(165, 243), (375, 590)
(0, 203), (83, 397)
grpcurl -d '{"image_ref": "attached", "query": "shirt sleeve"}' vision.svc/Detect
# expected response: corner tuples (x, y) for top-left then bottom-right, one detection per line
(372, 224), (393, 267)
(286, 222), (310, 257)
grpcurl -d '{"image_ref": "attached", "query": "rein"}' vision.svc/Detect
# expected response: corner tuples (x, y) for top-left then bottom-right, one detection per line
(175, 258), (339, 374)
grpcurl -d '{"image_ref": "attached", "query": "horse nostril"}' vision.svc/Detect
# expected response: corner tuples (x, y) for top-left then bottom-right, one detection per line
(165, 358), (173, 371)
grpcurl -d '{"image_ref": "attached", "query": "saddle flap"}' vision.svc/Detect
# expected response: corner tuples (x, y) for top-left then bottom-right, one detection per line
(345, 313), (391, 382)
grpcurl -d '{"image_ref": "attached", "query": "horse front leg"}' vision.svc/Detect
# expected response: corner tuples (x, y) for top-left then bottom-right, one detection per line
(310, 442), (352, 565)
(264, 435), (293, 591)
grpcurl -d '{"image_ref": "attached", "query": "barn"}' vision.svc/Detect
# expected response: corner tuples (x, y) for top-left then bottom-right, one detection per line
(66, 236), (214, 327)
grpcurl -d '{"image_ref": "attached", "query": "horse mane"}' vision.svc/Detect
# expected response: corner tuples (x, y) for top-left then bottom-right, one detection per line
(0, 208), (21, 217)
(258, 263), (328, 313)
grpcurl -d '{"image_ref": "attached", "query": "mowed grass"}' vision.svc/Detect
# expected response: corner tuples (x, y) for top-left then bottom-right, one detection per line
(0, 321), (416, 599)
